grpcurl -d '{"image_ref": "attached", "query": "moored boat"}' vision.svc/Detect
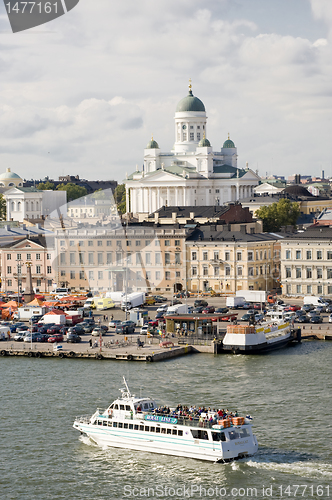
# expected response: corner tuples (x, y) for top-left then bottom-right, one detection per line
(73, 378), (258, 462)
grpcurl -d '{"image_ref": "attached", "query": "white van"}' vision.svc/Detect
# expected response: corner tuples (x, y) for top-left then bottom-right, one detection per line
(0, 326), (11, 340)
(303, 296), (328, 307)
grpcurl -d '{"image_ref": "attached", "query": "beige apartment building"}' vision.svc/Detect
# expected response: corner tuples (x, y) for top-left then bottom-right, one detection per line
(186, 227), (281, 293)
(280, 227), (332, 296)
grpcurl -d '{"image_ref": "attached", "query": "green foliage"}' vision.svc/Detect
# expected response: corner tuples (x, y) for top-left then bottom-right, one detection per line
(91, 188), (106, 200)
(0, 193), (6, 220)
(114, 184), (126, 214)
(56, 183), (88, 202)
(37, 181), (55, 190)
(256, 198), (300, 232)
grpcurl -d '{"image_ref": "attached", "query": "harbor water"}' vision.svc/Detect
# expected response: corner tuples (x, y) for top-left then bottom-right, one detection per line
(1, 341), (332, 500)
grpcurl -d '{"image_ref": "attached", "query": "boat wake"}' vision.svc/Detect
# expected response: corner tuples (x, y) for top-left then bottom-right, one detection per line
(79, 435), (98, 447)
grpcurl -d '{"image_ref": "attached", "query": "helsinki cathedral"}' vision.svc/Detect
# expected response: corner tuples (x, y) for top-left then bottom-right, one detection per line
(125, 82), (259, 214)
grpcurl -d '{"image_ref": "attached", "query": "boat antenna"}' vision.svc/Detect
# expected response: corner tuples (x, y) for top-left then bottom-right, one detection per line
(121, 376), (131, 398)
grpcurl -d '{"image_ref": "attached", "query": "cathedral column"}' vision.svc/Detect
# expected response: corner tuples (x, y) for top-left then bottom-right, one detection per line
(149, 188), (152, 213)
(236, 184), (239, 201)
(183, 186), (186, 205)
(157, 187), (161, 209)
(126, 187), (129, 213)
(166, 187), (170, 207)
(175, 187), (178, 206)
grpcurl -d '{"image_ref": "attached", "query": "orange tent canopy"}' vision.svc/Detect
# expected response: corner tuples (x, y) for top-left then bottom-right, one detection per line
(43, 301), (61, 307)
(4, 300), (18, 308)
(26, 298), (44, 306)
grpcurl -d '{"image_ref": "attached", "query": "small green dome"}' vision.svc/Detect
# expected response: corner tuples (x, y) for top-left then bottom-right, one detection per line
(176, 90), (205, 113)
(146, 138), (159, 149)
(198, 137), (211, 147)
(0, 168), (22, 180)
(223, 137), (235, 148)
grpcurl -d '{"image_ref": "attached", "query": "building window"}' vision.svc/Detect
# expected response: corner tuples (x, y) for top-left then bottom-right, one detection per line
(156, 271), (161, 280)
(60, 253), (66, 265)
(175, 253), (181, 265)
(296, 285), (301, 294)
(203, 266), (208, 276)
(306, 250), (312, 260)
(165, 253), (171, 265)
(237, 267), (243, 276)
(225, 266), (230, 276)
(69, 240), (75, 247)
(36, 253), (41, 260)
(317, 250), (322, 260)
(126, 240), (131, 247)
(286, 284), (291, 294)
(47, 253), (51, 260)
(155, 240), (160, 246)
(70, 253), (75, 265)
(146, 271), (151, 280)
(192, 267), (197, 276)
(7, 280), (12, 287)
(296, 250), (301, 259)
(48, 280), (53, 287)
(136, 253), (142, 265)
(7, 266), (12, 274)
(79, 253), (84, 265)
(136, 241), (141, 247)
(225, 252), (230, 261)
(25, 253), (31, 261)
(89, 271), (94, 280)
(327, 269), (332, 279)
(47, 266), (52, 274)
(60, 240), (65, 247)
(248, 251), (253, 261)
(327, 251), (332, 260)
(307, 285), (312, 294)
(106, 240), (112, 246)
(145, 253), (151, 265)
(98, 271), (103, 280)
(36, 279), (41, 287)
(36, 265), (41, 274)
(203, 252), (208, 261)
(214, 267), (219, 277)
(106, 253), (112, 265)
(296, 268), (301, 278)
(191, 252), (197, 261)
(190, 132), (194, 141)
(328, 285), (332, 295)
(306, 268), (312, 279)
(6, 254), (11, 260)
(79, 271), (85, 280)
(317, 285), (323, 294)
(165, 271), (171, 280)
(248, 267), (254, 276)
(317, 268), (323, 279)
(60, 270), (66, 277)
(78, 241), (84, 247)
(70, 271), (75, 279)
(165, 240), (170, 246)
(285, 267), (291, 278)
(88, 253), (94, 265)
(88, 240), (94, 247)
(155, 253), (161, 265)
(98, 253), (103, 265)
(174, 240), (180, 247)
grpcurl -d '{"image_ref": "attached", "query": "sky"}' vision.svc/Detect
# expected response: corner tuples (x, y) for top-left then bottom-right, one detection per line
(0, 0), (332, 183)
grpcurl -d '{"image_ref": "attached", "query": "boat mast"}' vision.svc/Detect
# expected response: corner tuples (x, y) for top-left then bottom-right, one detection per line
(122, 376), (131, 398)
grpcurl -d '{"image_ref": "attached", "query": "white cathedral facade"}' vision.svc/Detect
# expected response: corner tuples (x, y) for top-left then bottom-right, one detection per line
(125, 84), (259, 214)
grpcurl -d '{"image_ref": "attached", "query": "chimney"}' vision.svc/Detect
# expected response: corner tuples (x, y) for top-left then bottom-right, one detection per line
(190, 212), (195, 219)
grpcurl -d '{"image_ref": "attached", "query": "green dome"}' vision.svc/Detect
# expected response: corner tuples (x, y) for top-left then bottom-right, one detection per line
(198, 137), (211, 147)
(146, 138), (159, 149)
(0, 168), (22, 180)
(223, 138), (235, 148)
(176, 90), (205, 113)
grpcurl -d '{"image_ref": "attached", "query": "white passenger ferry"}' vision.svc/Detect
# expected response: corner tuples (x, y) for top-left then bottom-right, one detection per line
(222, 310), (300, 354)
(73, 378), (258, 463)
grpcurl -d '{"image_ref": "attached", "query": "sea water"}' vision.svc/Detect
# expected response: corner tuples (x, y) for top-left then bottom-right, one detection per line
(1, 341), (331, 499)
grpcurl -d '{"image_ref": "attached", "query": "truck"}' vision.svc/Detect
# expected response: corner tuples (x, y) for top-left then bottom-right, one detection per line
(226, 296), (245, 309)
(165, 304), (191, 316)
(13, 306), (48, 321)
(83, 298), (97, 309)
(303, 296), (329, 307)
(105, 292), (124, 306)
(95, 298), (115, 311)
(236, 290), (267, 303)
(121, 292), (145, 310)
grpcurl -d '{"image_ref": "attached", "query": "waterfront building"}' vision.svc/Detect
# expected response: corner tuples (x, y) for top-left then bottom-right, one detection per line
(125, 83), (259, 215)
(4, 186), (67, 222)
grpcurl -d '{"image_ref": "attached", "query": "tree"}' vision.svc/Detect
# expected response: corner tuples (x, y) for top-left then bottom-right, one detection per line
(56, 183), (87, 202)
(37, 181), (55, 190)
(114, 184), (126, 214)
(91, 188), (106, 200)
(0, 193), (6, 220)
(256, 198), (300, 232)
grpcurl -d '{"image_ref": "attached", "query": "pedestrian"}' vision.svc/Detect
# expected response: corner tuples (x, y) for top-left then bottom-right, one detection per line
(111, 314), (114, 321)
(89, 338), (92, 347)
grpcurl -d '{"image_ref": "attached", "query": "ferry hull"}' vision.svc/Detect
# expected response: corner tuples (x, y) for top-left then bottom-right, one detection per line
(222, 335), (293, 354)
(74, 422), (258, 463)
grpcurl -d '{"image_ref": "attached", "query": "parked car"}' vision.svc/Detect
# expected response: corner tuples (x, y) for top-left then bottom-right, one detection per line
(115, 324), (135, 335)
(91, 327), (105, 336)
(47, 325), (62, 334)
(194, 300), (208, 308)
(155, 311), (165, 320)
(82, 324), (94, 333)
(23, 333), (42, 342)
(153, 295), (166, 303)
(240, 313), (263, 322)
(329, 313), (332, 323)
(296, 315), (309, 323)
(315, 306), (325, 314)
(215, 307), (229, 314)
(241, 302), (252, 309)
(48, 334), (64, 343)
(140, 325), (149, 335)
(202, 306), (215, 314)
(325, 305), (332, 313)
(193, 306), (204, 313)
(37, 326), (51, 334)
(284, 305), (301, 312)
(37, 333), (50, 342)
(109, 319), (122, 328)
(172, 299), (182, 305)
(31, 314), (44, 323)
(67, 333), (81, 343)
(148, 320), (159, 327)
(302, 304), (315, 312)
(307, 310), (318, 318)
(156, 304), (168, 313)
(310, 316), (323, 324)
(67, 325), (85, 335)
(121, 321), (135, 328)
(14, 331), (27, 341)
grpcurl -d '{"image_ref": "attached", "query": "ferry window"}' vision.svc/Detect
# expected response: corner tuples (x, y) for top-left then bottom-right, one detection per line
(212, 432), (221, 441)
(115, 404), (119, 410)
(118, 422), (123, 428)
(156, 427), (161, 433)
(92, 421), (97, 425)
(149, 403), (154, 408)
(240, 429), (249, 438)
(103, 421), (107, 426)
(129, 424), (133, 430)
(144, 403), (149, 409)
(120, 405), (125, 410)
(108, 422), (112, 427)
(139, 425), (144, 431)
(161, 428), (166, 434)
(145, 426), (150, 432)
(113, 422), (118, 428)
(166, 428), (171, 435)
(150, 427), (155, 432)
(172, 429), (177, 435)
(98, 421), (102, 426)
(228, 430), (239, 440)
(124, 423), (128, 429)
(178, 430), (183, 436)
(134, 425), (139, 430)
(191, 429), (209, 440)
(125, 405), (131, 411)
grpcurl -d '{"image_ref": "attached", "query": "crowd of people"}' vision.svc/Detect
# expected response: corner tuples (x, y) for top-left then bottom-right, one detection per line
(152, 404), (239, 423)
